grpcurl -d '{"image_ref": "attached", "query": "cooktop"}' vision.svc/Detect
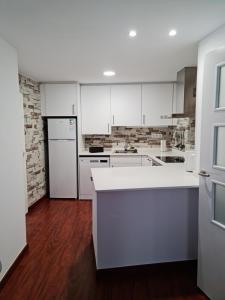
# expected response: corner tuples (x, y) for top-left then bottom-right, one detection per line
(156, 156), (185, 163)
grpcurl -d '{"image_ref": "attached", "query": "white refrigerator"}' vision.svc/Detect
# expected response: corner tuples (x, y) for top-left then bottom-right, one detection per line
(47, 118), (77, 198)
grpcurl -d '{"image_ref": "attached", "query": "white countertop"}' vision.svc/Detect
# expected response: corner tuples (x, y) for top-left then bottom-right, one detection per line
(91, 165), (199, 192)
(79, 150), (112, 156)
(79, 147), (185, 158)
(79, 147), (188, 167)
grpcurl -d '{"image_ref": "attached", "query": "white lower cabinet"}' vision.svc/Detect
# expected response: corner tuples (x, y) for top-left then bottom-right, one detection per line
(110, 156), (142, 167)
(79, 156), (110, 199)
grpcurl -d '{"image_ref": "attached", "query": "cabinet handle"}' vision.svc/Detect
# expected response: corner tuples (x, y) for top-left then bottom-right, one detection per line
(143, 114), (145, 125)
(160, 114), (172, 120)
(113, 115), (115, 125)
(72, 104), (75, 115)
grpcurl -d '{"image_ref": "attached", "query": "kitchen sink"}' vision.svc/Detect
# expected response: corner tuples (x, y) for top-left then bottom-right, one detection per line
(114, 149), (138, 154)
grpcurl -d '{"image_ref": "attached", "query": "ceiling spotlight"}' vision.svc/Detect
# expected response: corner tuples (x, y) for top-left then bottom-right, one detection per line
(103, 70), (116, 77)
(129, 30), (137, 38)
(169, 29), (177, 37)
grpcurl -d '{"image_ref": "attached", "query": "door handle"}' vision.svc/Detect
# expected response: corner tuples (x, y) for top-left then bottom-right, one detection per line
(198, 170), (210, 177)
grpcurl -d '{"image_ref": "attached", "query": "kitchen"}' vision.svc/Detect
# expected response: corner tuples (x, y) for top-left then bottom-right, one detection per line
(0, 1), (225, 300)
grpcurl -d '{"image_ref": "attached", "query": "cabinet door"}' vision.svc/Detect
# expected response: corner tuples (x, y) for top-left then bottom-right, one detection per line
(81, 85), (111, 134)
(79, 158), (92, 199)
(111, 85), (142, 126)
(41, 84), (77, 116)
(110, 156), (142, 167)
(142, 84), (173, 126)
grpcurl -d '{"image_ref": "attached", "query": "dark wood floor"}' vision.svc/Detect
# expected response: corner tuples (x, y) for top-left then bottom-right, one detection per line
(0, 198), (208, 300)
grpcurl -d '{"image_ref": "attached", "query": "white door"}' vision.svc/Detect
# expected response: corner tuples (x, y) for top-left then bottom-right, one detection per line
(79, 158), (93, 198)
(48, 140), (77, 198)
(198, 48), (225, 300)
(111, 84), (142, 126)
(41, 84), (77, 116)
(142, 84), (173, 126)
(81, 85), (111, 134)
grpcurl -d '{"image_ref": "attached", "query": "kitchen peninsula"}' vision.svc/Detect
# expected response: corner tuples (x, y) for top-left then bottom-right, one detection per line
(91, 164), (199, 270)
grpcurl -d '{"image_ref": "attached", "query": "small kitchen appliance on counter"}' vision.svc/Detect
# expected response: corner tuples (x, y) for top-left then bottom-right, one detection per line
(185, 151), (196, 172)
(160, 140), (167, 152)
(89, 146), (104, 153)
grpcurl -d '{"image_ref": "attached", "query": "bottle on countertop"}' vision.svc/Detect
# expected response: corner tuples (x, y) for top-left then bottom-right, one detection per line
(185, 150), (196, 172)
(160, 140), (167, 152)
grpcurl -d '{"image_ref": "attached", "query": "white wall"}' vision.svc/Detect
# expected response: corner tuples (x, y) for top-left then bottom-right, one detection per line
(0, 37), (27, 281)
(196, 24), (225, 171)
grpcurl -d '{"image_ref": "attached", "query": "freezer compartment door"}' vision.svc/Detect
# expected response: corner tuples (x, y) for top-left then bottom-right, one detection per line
(48, 118), (76, 140)
(49, 140), (77, 198)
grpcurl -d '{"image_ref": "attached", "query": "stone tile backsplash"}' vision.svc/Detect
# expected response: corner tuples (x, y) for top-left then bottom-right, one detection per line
(84, 119), (195, 150)
(19, 75), (46, 207)
(85, 126), (173, 149)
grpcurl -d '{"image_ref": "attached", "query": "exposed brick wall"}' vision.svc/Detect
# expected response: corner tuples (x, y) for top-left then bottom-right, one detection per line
(19, 75), (46, 207)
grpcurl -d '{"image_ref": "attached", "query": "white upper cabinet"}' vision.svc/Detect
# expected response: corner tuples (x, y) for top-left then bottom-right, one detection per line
(40, 83), (78, 116)
(81, 85), (111, 135)
(142, 83), (174, 126)
(111, 84), (142, 126)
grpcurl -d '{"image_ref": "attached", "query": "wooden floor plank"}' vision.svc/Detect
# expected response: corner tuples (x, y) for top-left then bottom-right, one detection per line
(0, 198), (208, 300)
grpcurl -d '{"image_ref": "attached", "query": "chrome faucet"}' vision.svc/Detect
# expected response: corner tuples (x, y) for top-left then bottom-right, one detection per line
(124, 138), (130, 151)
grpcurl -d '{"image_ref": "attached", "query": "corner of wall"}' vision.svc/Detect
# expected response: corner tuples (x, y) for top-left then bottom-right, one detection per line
(19, 75), (46, 207)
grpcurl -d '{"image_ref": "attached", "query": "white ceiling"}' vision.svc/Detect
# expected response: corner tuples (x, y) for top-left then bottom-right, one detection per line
(0, 0), (225, 83)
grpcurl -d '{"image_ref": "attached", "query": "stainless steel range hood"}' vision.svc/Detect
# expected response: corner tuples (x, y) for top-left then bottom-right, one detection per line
(172, 67), (197, 118)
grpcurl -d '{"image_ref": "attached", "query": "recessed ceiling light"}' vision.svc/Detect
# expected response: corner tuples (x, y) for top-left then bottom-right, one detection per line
(129, 30), (137, 38)
(169, 29), (177, 37)
(103, 70), (116, 77)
